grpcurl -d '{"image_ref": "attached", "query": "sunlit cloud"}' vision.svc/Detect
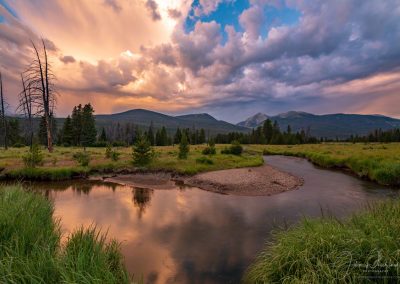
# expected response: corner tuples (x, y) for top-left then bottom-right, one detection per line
(0, 0), (399, 120)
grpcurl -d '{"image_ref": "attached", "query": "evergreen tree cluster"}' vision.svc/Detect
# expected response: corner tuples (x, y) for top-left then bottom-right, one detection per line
(214, 119), (319, 145)
(347, 128), (400, 143)
(58, 104), (97, 146)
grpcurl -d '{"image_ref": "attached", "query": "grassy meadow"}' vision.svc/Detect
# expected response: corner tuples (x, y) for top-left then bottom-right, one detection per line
(0, 144), (263, 180)
(0, 185), (130, 283)
(245, 200), (400, 283)
(0, 143), (399, 183)
(255, 143), (400, 186)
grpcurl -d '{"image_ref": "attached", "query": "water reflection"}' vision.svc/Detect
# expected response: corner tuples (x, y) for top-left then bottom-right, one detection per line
(132, 188), (153, 219)
(27, 156), (398, 284)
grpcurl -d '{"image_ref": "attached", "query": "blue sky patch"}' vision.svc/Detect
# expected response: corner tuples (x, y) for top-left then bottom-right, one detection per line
(184, 0), (301, 43)
(0, 0), (18, 19)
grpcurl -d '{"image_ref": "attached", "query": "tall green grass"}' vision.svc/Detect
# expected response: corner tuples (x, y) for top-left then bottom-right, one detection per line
(0, 185), (130, 283)
(245, 201), (400, 283)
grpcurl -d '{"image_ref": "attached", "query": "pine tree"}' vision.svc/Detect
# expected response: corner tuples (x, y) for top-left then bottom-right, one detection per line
(132, 134), (153, 166)
(81, 103), (97, 147)
(99, 127), (107, 142)
(160, 126), (168, 146)
(174, 128), (182, 144)
(262, 119), (273, 143)
(147, 122), (155, 146)
(178, 133), (190, 159)
(61, 115), (73, 146)
(155, 129), (162, 146)
(71, 105), (82, 146)
(199, 128), (206, 144)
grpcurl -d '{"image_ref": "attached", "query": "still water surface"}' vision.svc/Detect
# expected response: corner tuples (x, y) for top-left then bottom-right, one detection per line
(31, 156), (398, 284)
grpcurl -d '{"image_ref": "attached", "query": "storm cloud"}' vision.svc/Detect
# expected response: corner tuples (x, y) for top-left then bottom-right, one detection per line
(0, 0), (399, 121)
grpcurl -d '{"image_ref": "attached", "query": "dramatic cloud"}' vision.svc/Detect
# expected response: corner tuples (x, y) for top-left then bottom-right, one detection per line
(0, 0), (399, 121)
(146, 0), (162, 21)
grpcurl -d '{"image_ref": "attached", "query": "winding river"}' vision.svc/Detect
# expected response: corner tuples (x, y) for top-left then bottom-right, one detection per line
(30, 156), (398, 284)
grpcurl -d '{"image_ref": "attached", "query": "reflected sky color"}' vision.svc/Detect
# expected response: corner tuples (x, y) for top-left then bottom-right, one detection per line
(0, 0), (399, 121)
(35, 156), (398, 283)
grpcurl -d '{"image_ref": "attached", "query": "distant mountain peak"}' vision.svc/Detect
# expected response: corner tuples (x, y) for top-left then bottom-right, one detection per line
(237, 112), (269, 128)
(176, 113), (217, 122)
(276, 111), (312, 118)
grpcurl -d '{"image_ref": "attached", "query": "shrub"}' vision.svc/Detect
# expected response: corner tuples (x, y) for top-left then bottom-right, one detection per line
(73, 151), (91, 167)
(178, 134), (190, 159)
(111, 151), (120, 161)
(221, 141), (243, 155)
(22, 144), (44, 168)
(196, 156), (213, 164)
(105, 144), (112, 158)
(132, 135), (153, 166)
(202, 139), (216, 155)
(202, 147), (216, 155)
(229, 140), (243, 155)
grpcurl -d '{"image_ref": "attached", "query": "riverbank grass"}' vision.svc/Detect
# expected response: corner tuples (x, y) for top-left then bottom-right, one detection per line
(0, 145), (263, 179)
(245, 200), (400, 283)
(259, 143), (400, 186)
(0, 185), (130, 283)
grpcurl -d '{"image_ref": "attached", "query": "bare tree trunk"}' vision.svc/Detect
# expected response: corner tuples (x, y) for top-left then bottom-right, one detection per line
(20, 74), (33, 148)
(0, 72), (7, 150)
(31, 40), (53, 152)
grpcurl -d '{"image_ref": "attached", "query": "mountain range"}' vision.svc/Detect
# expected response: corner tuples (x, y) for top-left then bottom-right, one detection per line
(94, 109), (249, 135)
(237, 111), (400, 139)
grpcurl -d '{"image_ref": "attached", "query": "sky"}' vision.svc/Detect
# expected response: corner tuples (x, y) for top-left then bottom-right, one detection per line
(0, 0), (399, 123)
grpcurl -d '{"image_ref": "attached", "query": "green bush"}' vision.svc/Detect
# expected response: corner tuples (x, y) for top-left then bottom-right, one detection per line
(106, 144), (120, 161)
(202, 139), (216, 155)
(105, 144), (112, 158)
(221, 141), (243, 155)
(245, 200), (400, 283)
(132, 135), (154, 166)
(178, 134), (190, 159)
(196, 157), (214, 164)
(202, 146), (216, 155)
(111, 151), (120, 161)
(229, 140), (243, 155)
(22, 144), (44, 168)
(73, 151), (91, 167)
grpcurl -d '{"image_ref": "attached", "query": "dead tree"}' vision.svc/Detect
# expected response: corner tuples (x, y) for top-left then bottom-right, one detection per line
(0, 72), (7, 150)
(23, 39), (56, 152)
(18, 74), (34, 148)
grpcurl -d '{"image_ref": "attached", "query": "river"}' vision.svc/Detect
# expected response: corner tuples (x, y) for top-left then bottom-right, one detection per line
(29, 156), (399, 284)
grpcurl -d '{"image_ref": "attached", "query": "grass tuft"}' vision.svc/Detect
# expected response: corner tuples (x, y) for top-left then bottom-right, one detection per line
(0, 185), (130, 283)
(245, 201), (400, 283)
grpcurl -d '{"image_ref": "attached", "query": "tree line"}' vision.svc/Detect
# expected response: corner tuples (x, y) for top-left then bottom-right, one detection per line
(347, 128), (400, 143)
(214, 119), (319, 145)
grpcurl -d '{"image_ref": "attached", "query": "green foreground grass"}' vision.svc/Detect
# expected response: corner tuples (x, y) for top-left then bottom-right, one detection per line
(0, 145), (263, 180)
(245, 200), (400, 283)
(0, 185), (130, 283)
(257, 143), (400, 186)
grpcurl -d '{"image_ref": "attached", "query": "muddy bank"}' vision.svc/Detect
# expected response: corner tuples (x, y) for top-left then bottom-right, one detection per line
(96, 172), (179, 190)
(184, 164), (303, 196)
(102, 166), (302, 196)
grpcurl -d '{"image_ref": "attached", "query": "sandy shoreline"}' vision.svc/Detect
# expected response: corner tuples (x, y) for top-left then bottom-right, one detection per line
(185, 164), (303, 196)
(99, 163), (303, 196)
